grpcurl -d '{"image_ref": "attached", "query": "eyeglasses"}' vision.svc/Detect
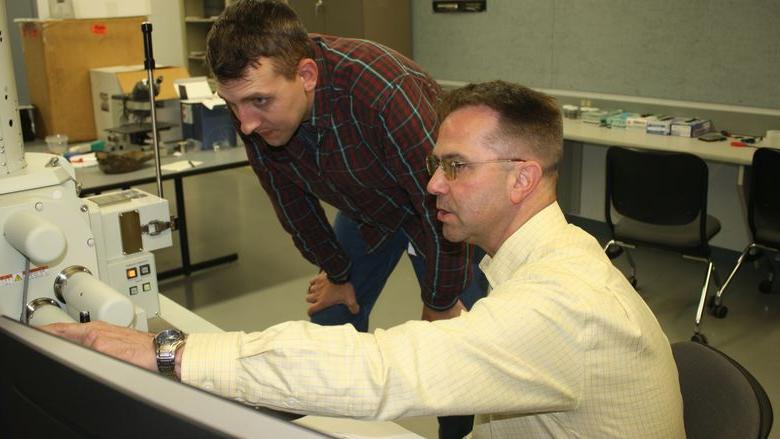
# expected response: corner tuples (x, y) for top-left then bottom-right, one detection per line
(426, 155), (526, 180)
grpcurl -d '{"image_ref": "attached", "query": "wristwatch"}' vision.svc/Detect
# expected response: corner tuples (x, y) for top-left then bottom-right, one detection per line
(153, 328), (186, 378)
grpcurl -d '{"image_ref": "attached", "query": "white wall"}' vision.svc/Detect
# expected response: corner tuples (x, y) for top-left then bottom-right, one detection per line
(36, 0), (150, 19)
(150, 1), (185, 68)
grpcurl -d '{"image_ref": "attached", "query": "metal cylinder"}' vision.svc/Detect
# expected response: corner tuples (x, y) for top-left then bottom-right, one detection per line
(0, 1), (27, 175)
(26, 297), (76, 326)
(4, 210), (67, 264)
(54, 266), (135, 327)
(141, 21), (164, 198)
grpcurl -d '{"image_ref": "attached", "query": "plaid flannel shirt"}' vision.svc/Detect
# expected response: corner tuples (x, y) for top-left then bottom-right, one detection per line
(241, 35), (473, 310)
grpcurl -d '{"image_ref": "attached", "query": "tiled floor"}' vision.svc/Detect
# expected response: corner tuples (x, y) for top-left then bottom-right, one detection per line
(153, 167), (779, 438)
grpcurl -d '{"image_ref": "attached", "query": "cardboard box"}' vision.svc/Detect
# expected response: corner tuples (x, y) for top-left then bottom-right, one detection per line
(175, 78), (237, 150)
(626, 114), (655, 129)
(671, 118), (712, 138)
(18, 17), (146, 141)
(646, 116), (674, 135)
(606, 112), (639, 129)
(90, 65), (190, 142)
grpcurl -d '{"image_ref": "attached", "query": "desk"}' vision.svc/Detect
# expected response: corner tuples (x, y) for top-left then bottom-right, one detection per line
(563, 120), (755, 165)
(75, 147), (250, 279)
(560, 120), (758, 250)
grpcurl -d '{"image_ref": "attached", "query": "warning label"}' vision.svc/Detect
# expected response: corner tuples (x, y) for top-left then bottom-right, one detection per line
(0, 266), (49, 287)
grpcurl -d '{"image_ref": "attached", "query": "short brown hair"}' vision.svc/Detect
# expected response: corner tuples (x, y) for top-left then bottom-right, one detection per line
(206, 0), (314, 81)
(438, 81), (563, 175)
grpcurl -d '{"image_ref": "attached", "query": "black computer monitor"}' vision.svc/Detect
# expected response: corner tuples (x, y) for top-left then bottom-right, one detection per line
(0, 316), (328, 438)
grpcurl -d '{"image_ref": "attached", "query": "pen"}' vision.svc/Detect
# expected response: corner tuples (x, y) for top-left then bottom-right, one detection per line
(188, 160), (196, 168)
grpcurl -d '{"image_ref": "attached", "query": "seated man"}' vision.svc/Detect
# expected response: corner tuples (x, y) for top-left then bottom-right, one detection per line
(45, 81), (685, 438)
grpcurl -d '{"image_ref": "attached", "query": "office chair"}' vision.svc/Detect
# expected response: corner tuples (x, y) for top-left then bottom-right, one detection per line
(603, 146), (721, 343)
(672, 341), (773, 439)
(710, 148), (780, 315)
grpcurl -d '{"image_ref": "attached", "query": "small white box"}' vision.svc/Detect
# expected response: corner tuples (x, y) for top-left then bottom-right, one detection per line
(626, 114), (654, 129)
(646, 116), (674, 135)
(671, 118), (712, 137)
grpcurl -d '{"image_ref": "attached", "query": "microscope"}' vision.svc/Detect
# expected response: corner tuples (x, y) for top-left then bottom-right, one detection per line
(1, 3), (172, 330)
(104, 75), (175, 153)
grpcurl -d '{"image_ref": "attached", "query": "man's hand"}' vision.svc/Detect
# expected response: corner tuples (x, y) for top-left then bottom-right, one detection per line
(306, 272), (360, 316)
(41, 321), (157, 372)
(421, 299), (466, 322)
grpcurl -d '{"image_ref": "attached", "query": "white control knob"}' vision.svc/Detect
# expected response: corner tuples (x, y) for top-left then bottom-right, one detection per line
(26, 298), (77, 326)
(54, 266), (134, 327)
(4, 211), (67, 264)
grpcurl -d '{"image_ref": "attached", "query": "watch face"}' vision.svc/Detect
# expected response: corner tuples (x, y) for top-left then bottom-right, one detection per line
(155, 329), (184, 345)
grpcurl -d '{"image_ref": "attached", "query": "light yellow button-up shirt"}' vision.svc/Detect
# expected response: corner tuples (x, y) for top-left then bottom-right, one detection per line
(182, 203), (685, 438)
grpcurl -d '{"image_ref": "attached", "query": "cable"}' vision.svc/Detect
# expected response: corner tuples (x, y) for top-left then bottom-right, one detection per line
(20, 257), (31, 324)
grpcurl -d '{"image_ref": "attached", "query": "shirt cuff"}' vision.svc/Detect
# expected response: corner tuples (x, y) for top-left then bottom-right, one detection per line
(325, 260), (352, 285)
(180, 332), (242, 398)
(422, 293), (461, 311)
(327, 273), (350, 285)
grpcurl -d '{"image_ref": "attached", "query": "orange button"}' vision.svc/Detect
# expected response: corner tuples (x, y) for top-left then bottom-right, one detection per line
(126, 268), (138, 279)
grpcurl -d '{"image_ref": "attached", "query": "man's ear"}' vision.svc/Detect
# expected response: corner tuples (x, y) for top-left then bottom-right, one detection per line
(297, 58), (318, 92)
(509, 161), (543, 204)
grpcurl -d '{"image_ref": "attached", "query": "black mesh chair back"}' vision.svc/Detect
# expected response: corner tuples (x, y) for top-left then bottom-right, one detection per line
(604, 147), (721, 342)
(605, 146), (713, 256)
(749, 148), (780, 249)
(715, 147), (780, 305)
(672, 341), (773, 439)
(608, 147), (707, 225)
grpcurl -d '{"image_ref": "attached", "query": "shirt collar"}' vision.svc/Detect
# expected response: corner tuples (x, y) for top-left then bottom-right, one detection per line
(479, 202), (567, 288)
(305, 35), (335, 130)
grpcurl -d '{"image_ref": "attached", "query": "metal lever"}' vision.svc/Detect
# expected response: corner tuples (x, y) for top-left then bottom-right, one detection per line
(142, 218), (174, 236)
(141, 21), (164, 199)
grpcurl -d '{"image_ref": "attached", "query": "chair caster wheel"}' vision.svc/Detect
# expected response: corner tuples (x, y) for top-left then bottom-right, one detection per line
(691, 333), (708, 344)
(606, 245), (623, 260)
(629, 276), (638, 288)
(759, 280), (773, 294)
(709, 304), (728, 319)
(745, 247), (763, 262)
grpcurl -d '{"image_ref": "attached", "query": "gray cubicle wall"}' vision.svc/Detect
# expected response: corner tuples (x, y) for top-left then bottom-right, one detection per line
(414, 0), (780, 251)
(412, 0), (780, 110)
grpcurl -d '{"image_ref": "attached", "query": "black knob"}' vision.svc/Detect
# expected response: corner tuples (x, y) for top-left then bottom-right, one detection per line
(141, 22), (155, 70)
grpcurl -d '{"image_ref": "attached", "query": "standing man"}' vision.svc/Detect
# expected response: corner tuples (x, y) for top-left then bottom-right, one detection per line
(206, 1), (483, 436)
(45, 80), (685, 438)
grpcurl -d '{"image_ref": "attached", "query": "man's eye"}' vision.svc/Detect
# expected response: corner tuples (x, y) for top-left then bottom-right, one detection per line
(252, 97), (268, 107)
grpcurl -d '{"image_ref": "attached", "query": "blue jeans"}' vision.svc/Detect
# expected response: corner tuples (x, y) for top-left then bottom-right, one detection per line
(311, 213), (485, 439)
(310, 212), (487, 331)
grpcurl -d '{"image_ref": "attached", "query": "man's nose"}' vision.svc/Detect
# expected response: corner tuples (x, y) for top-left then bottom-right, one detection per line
(426, 167), (448, 196)
(237, 107), (261, 135)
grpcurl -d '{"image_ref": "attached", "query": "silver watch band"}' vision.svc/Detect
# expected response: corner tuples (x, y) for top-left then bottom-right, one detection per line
(155, 329), (185, 378)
